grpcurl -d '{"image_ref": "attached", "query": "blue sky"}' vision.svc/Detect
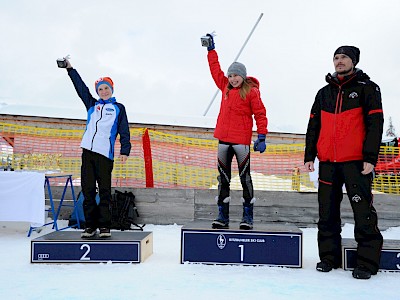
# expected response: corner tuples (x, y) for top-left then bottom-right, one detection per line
(1, 0), (399, 134)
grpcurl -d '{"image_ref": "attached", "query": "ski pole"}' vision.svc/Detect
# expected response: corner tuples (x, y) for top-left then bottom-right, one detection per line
(203, 13), (264, 116)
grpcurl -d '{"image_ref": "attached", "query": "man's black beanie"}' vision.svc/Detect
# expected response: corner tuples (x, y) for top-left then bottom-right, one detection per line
(334, 46), (360, 66)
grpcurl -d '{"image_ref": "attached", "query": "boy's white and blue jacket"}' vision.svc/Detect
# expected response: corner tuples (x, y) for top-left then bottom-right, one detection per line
(67, 68), (131, 160)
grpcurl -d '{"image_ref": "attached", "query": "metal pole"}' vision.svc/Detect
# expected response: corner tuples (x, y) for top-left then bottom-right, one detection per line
(203, 13), (264, 116)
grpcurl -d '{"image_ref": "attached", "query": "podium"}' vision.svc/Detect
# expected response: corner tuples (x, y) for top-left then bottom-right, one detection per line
(31, 230), (153, 263)
(342, 238), (400, 272)
(181, 221), (302, 267)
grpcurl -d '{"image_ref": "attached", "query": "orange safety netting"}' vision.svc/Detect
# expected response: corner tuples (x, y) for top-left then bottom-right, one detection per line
(1, 122), (399, 194)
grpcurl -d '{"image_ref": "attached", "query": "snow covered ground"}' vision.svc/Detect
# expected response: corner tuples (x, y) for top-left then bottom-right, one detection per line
(0, 221), (399, 300)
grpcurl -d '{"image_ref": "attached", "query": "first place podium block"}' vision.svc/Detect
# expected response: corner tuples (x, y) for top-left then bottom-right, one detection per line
(31, 231), (153, 263)
(181, 221), (302, 267)
(342, 238), (400, 272)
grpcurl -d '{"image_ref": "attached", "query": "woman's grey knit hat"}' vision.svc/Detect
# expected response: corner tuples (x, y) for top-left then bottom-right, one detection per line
(227, 62), (247, 79)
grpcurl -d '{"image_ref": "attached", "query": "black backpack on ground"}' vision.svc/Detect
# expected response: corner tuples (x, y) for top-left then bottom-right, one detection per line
(110, 189), (145, 231)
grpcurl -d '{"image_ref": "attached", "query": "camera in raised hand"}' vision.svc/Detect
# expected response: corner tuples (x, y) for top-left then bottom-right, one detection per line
(56, 59), (67, 68)
(56, 55), (71, 68)
(200, 32), (215, 51)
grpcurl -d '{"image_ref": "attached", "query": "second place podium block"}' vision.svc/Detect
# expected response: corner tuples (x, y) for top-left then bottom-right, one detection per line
(31, 230), (153, 263)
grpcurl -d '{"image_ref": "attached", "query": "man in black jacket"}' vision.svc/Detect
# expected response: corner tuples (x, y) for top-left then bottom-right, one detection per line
(304, 46), (384, 279)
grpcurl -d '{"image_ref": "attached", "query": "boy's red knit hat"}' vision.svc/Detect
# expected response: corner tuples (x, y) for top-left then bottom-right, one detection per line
(94, 77), (114, 95)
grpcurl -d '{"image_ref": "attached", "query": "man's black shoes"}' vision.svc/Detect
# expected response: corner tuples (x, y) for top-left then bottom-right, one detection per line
(316, 260), (340, 272)
(317, 261), (373, 279)
(316, 260), (334, 272)
(352, 265), (372, 280)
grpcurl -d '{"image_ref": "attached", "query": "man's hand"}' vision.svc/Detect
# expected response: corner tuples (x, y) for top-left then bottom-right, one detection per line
(120, 155), (128, 164)
(304, 161), (315, 172)
(361, 162), (374, 175)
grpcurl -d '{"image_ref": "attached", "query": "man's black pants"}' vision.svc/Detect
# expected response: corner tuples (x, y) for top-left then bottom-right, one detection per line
(317, 161), (383, 274)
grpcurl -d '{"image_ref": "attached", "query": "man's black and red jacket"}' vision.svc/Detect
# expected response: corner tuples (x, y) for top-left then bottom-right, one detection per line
(304, 69), (384, 165)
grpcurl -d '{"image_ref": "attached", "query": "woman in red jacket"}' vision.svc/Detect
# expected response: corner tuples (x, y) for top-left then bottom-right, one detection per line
(204, 34), (268, 230)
